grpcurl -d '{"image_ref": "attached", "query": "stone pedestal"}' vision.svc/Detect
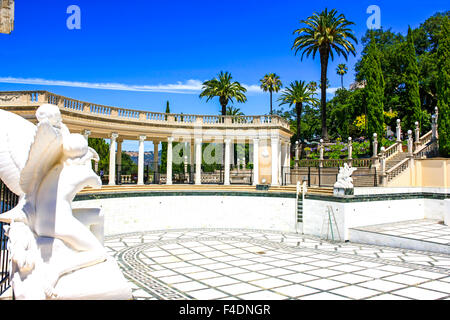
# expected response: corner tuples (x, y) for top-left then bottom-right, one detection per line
(333, 188), (354, 197)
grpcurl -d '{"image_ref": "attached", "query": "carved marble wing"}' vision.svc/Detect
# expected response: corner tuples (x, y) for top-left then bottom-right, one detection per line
(19, 120), (63, 195)
(0, 110), (37, 196)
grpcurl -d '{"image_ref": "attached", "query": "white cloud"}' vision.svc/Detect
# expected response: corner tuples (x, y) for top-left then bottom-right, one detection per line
(0, 77), (206, 94)
(0, 77), (265, 95)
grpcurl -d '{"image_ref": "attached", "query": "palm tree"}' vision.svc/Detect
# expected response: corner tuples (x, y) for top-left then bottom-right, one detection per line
(278, 81), (319, 142)
(226, 106), (244, 116)
(199, 71), (247, 116)
(260, 73), (283, 115)
(336, 63), (348, 88)
(292, 8), (357, 141)
(307, 81), (318, 94)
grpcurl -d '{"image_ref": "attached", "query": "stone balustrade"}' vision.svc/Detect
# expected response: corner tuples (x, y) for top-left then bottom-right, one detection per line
(0, 90), (290, 130)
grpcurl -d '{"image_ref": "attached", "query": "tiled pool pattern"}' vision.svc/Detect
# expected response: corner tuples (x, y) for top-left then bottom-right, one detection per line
(354, 219), (450, 245)
(105, 229), (450, 300)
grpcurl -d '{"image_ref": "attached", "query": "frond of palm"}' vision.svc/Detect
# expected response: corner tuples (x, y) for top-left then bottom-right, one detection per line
(278, 81), (319, 141)
(260, 73), (283, 93)
(292, 9), (358, 61)
(226, 106), (244, 116)
(336, 63), (348, 76)
(291, 8), (357, 140)
(199, 71), (247, 115)
(260, 73), (283, 115)
(278, 81), (319, 107)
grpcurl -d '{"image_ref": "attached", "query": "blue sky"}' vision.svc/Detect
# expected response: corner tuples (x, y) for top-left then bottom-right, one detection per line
(0, 0), (448, 150)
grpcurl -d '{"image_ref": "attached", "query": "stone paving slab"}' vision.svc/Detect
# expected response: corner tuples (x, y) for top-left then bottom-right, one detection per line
(355, 219), (450, 245)
(105, 228), (450, 300)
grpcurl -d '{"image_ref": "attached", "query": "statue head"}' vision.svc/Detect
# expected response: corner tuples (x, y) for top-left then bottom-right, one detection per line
(36, 104), (62, 128)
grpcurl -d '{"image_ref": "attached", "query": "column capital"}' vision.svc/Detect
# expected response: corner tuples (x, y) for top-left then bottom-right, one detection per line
(139, 135), (147, 142)
(271, 137), (279, 145)
(195, 138), (202, 144)
(168, 137), (174, 143)
(83, 129), (91, 136)
(224, 138), (232, 144)
(111, 132), (119, 140)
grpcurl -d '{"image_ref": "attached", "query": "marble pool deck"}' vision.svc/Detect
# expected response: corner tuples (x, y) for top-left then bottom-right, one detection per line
(106, 228), (450, 300)
(350, 219), (450, 255)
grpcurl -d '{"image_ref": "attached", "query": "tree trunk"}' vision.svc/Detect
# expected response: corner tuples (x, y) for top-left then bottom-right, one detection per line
(341, 75), (344, 89)
(320, 48), (329, 141)
(296, 102), (303, 142)
(219, 96), (227, 168)
(270, 90), (273, 115)
(220, 96), (227, 116)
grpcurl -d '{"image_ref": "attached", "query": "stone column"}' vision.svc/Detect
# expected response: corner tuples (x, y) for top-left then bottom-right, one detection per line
(224, 138), (231, 185)
(278, 140), (282, 184)
(396, 119), (402, 142)
(372, 133), (379, 167)
(190, 140), (195, 174)
(432, 115), (438, 141)
(319, 139), (324, 168)
(414, 121), (420, 150)
(407, 130), (413, 156)
(184, 155), (188, 179)
(108, 133), (119, 186)
(253, 138), (259, 186)
(271, 135), (280, 186)
(195, 138), (202, 185)
(138, 135), (146, 185)
(294, 141), (299, 168)
(373, 133), (378, 157)
(287, 142), (291, 185)
(435, 106), (439, 123)
(166, 137), (174, 185)
(380, 147), (387, 187)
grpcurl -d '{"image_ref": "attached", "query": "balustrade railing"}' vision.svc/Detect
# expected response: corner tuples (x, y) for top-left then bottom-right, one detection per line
(0, 91), (290, 129)
(297, 158), (373, 168)
(384, 142), (401, 160)
(386, 157), (410, 182)
(419, 130), (433, 146)
(0, 180), (18, 296)
(414, 140), (439, 159)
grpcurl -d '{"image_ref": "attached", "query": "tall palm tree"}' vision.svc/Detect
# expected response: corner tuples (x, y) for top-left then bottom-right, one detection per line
(292, 8), (357, 141)
(336, 63), (348, 88)
(260, 73), (283, 115)
(199, 71), (247, 116)
(278, 81), (319, 142)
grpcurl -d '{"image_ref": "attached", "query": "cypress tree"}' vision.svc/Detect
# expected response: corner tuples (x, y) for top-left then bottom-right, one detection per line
(362, 33), (385, 152)
(437, 17), (450, 157)
(403, 27), (422, 132)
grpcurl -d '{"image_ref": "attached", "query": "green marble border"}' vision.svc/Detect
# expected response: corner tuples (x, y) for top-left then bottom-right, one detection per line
(305, 192), (450, 203)
(74, 190), (297, 202)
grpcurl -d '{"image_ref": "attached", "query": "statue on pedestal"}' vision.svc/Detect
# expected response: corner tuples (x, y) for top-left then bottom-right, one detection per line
(0, 105), (132, 300)
(333, 163), (357, 196)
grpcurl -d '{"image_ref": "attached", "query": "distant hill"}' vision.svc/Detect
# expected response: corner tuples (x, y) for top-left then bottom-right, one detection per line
(124, 151), (161, 165)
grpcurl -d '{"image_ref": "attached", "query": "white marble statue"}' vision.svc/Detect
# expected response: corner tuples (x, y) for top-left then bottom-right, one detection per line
(0, 105), (132, 300)
(333, 163), (357, 190)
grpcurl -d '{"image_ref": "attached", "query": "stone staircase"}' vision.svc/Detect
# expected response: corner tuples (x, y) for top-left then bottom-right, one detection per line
(386, 152), (409, 171)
